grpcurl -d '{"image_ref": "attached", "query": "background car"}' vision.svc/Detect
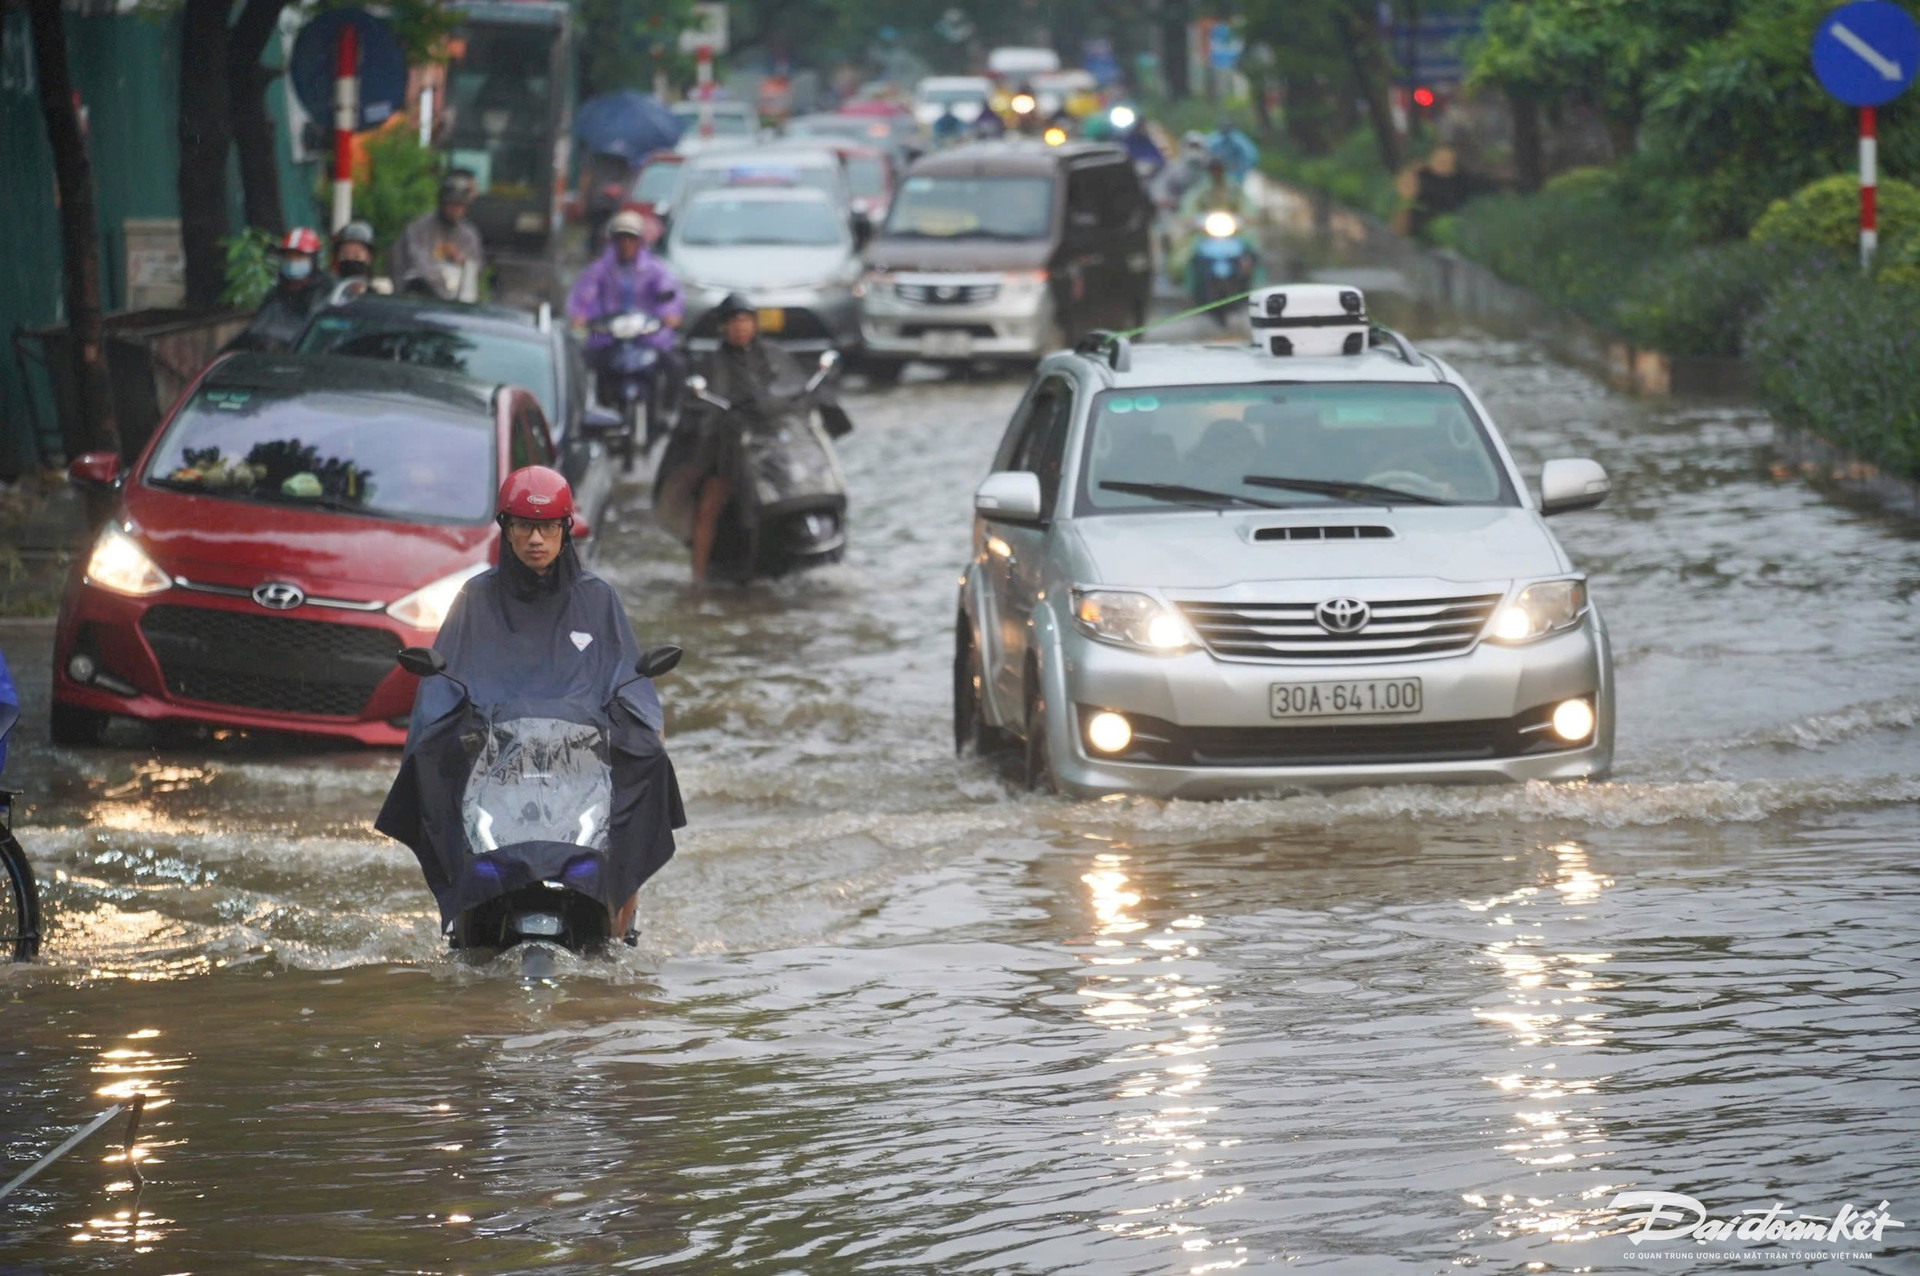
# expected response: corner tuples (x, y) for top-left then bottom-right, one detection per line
(912, 75), (994, 128)
(52, 353), (572, 747)
(295, 293), (612, 546)
(665, 186), (865, 356)
(671, 98), (759, 150)
(673, 145), (853, 219)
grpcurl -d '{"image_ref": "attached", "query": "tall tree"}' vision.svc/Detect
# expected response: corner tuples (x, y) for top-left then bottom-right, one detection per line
(177, 0), (231, 309)
(228, 0), (292, 237)
(25, 0), (119, 455)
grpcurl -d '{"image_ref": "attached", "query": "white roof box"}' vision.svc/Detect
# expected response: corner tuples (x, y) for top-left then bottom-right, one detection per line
(1248, 284), (1369, 358)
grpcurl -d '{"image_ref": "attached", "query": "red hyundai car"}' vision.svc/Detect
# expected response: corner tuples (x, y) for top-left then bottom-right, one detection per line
(51, 352), (571, 747)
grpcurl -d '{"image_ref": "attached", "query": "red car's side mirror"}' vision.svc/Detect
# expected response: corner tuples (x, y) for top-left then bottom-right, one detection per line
(570, 517), (591, 541)
(68, 451), (121, 488)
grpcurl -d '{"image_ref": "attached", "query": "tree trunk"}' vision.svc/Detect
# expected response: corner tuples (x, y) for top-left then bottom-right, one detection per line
(1510, 90), (1544, 191)
(177, 0), (232, 310)
(1159, 0), (1190, 100)
(25, 0), (119, 458)
(228, 0), (290, 237)
(1333, 1), (1401, 174)
(1247, 65), (1275, 139)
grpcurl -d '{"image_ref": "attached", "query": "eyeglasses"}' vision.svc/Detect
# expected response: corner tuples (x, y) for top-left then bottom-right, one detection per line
(505, 518), (565, 537)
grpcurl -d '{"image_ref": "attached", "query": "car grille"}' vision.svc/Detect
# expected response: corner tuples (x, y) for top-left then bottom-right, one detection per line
(895, 280), (999, 305)
(140, 604), (399, 718)
(1175, 592), (1503, 662)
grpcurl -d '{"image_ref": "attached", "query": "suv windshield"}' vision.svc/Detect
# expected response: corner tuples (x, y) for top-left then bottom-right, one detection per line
(885, 175), (1053, 240)
(297, 316), (556, 423)
(676, 195), (845, 247)
(145, 384), (495, 524)
(1076, 383), (1517, 513)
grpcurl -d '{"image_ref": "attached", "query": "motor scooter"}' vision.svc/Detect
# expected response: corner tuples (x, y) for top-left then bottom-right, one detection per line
(393, 642), (683, 960)
(1188, 210), (1260, 323)
(652, 352), (851, 580)
(586, 311), (675, 472)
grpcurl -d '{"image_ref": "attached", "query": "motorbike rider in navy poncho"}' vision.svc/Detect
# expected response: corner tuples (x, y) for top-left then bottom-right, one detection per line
(376, 466), (685, 943)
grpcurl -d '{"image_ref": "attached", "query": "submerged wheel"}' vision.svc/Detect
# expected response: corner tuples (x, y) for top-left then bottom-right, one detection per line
(49, 702), (107, 747)
(0, 830), (42, 961)
(953, 624), (1000, 757)
(1022, 673), (1054, 794)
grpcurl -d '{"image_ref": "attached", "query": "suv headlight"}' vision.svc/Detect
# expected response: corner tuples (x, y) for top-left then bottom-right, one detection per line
(1073, 589), (1193, 653)
(85, 527), (170, 597)
(1488, 579), (1588, 643)
(387, 563), (487, 632)
(1001, 270), (1048, 299)
(859, 268), (895, 298)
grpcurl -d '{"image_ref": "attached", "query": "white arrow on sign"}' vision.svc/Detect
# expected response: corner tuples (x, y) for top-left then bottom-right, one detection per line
(1832, 20), (1904, 80)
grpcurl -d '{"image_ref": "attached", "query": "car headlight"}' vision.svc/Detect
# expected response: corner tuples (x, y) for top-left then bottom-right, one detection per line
(861, 268), (895, 295)
(85, 527), (170, 597)
(1073, 589), (1193, 653)
(1488, 579), (1588, 643)
(1202, 210), (1240, 239)
(387, 563), (487, 632)
(1001, 269), (1048, 299)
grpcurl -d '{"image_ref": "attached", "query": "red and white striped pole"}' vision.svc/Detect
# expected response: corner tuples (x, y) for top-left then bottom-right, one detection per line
(331, 23), (358, 233)
(1861, 105), (1877, 270)
(696, 43), (713, 139)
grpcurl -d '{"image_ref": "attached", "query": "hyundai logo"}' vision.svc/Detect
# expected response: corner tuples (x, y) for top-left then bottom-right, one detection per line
(1314, 597), (1370, 634)
(935, 284), (959, 300)
(252, 582), (305, 611)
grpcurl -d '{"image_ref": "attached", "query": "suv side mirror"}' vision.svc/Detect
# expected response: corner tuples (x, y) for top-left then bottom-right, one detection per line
(1539, 458), (1610, 516)
(850, 211), (874, 248)
(974, 471), (1044, 522)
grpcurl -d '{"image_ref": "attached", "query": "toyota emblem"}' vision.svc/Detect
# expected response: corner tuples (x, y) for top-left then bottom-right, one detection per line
(253, 582), (305, 611)
(935, 284), (959, 300)
(1314, 597), (1370, 634)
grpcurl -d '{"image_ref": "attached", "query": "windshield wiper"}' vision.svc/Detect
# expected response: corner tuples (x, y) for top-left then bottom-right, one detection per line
(1241, 474), (1453, 506)
(1100, 480), (1287, 510)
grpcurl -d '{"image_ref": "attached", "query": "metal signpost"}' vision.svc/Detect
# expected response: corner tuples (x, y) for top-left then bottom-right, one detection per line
(290, 9), (408, 231)
(1810, 0), (1919, 268)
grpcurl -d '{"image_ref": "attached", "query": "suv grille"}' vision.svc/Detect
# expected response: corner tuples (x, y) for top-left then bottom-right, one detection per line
(1176, 592), (1503, 662)
(895, 280), (999, 305)
(140, 604), (399, 718)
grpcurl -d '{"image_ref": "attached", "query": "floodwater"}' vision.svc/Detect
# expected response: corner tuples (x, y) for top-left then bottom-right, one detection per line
(2, 299), (1919, 1274)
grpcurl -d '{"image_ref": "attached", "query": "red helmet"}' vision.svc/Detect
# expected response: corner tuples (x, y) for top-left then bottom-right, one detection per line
(497, 465), (574, 521)
(281, 227), (322, 255)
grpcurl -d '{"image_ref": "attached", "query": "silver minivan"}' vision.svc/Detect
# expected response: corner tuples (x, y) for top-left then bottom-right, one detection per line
(954, 293), (1615, 798)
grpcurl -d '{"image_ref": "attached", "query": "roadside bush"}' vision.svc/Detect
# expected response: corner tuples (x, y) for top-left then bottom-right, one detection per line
(1746, 264), (1920, 479)
(1614, 240), (1829, 357)
(1261, 127), (1406, 223)
(1749, 173), (1920, 252)
(1444, 167), (1675, 330)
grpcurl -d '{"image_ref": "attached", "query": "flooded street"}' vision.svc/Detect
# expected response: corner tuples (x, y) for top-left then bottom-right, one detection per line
(3, 308), (1919, 1273)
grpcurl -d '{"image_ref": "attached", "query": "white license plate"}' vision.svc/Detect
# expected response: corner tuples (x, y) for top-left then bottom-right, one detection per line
(919, 330), (975, 359)
(1271, 678), (1423, 718)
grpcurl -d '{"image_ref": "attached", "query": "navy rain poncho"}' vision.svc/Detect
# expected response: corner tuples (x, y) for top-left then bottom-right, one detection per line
(376, 540), (685, 929)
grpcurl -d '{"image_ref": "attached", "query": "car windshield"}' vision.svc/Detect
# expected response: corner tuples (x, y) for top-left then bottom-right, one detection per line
(675, 196), (845, 247)
(144, 383), (495, 524)
(296, 316), (557, 423)
(632, 162), (681, 203)
(671, 104), (754, 136)
(886, 176), (1053, 239)
(921, 86), (987, 106)
(846, 156), (887, 198)
(1076, 383), (1517, 513)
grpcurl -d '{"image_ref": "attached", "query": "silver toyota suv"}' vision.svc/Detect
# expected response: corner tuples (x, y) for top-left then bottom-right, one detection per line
(954, 285), (1615, 798)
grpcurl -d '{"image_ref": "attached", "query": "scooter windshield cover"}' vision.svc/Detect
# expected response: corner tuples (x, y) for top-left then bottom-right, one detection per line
(462, 716), (614, 855)
(747, 412), (839, 507)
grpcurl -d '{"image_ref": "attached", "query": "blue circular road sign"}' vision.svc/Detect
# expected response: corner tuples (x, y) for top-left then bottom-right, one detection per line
(289, 8), (409, 132)
(1812, 0), (1920, 107)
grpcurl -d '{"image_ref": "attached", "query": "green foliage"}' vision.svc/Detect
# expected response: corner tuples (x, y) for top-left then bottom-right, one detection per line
(219, 227), (279, 309)
(356, 129), (441, 270)
(1748, 265), (1920, 479)
(1260, 128), (1405, 222)
(1750, 173), (1920, 251)
(1614, 240), (1827, 356)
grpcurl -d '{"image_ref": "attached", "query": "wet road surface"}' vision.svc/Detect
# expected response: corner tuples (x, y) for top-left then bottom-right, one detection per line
(2, 298), (1918, 1273)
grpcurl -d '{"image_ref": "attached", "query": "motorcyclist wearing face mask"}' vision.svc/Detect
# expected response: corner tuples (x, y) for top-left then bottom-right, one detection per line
(227, 228), (334, 353)
(332, 220), (386, 289)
